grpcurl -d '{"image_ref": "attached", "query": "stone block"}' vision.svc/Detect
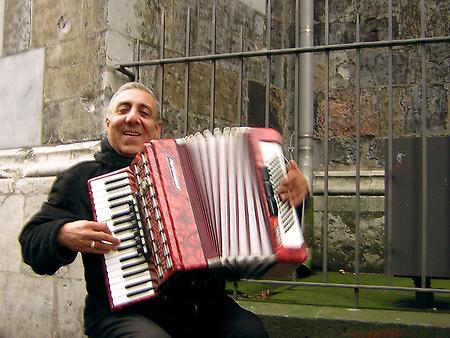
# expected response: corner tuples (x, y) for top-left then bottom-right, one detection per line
(45, 33), (106, 69)
(0, 178), (14, 194)
(15, 177), (54, 195)
(43, 34), (106, 103)
(312, 195), (385, 272)
(0, 194), (24, 273)
(2, 0), (31, 56)
(42, 96), (104, 145)
(54, 276), (86, 337)
(54, 256), (85, 280)
(0, 48), (44, 149)
(23, 193), (51, 226)
(107, 0), (159, 48)
(32, 0), (107, 47)
(0, 272), (54, 337)
(105, 30), (135, 66)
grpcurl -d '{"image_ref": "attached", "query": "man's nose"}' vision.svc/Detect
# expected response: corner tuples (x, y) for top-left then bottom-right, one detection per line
(125, 106), (140, 124)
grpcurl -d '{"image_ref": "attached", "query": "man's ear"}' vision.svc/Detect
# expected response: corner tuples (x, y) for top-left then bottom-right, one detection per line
(155, 120), (164, 138)
(104, 117), (110, 135)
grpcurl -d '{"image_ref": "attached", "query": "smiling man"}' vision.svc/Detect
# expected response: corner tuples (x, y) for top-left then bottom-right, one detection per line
(19, 82), (309, 338)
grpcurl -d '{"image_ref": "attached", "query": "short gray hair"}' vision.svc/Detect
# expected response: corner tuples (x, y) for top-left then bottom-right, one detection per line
(107, 82), (161, 119)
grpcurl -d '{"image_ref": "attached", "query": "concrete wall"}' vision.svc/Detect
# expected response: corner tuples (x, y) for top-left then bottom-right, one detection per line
(0, 142), (98, 337)
(0, 48), (44, 149)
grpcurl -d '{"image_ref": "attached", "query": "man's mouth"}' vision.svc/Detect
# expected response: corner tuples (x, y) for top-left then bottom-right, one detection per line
(123, 131), (141, 136)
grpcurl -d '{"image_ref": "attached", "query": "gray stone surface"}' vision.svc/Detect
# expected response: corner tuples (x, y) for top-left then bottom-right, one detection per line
(0, 48), (44, 149)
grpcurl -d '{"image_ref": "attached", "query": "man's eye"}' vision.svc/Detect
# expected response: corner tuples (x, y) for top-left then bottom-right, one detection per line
(141, 111), (151, 117)
(117, 106), (129, 114)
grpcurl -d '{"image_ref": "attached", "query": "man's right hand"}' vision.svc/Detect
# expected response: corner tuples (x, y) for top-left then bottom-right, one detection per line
(58, 220), (120, 254)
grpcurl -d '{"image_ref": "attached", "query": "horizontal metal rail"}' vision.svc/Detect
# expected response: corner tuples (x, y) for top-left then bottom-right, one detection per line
(243, 279), (450, 295)
(115, 36), (450, 74)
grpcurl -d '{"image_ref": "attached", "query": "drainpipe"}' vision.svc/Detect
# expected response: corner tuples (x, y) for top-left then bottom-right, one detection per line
(298, 0), (314, 195)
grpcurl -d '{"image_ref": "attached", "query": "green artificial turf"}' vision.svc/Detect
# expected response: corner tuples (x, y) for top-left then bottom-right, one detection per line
(227, 272), (450, 313)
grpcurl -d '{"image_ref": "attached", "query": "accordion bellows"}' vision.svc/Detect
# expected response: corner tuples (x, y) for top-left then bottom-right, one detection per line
(88, 127), (308, 310)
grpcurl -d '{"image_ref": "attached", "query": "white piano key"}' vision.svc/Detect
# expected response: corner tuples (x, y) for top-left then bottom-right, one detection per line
(112, 287), (155, 307)
(108, 271), (153, 292)
(106, 256), (147, 273)
(107, 262), (149, 279)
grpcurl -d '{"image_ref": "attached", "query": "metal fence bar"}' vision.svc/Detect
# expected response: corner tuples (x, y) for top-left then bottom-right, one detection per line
(115, 36), (450, 71)
(210, 2), (217, 131)
(354, 10), (362, 309)
(183, 7), (191, 136)
(237, 26), (243, 127)
(419, 0), (428, 290)
(386, 0), (394, 286)
(158, 12), (165, 122)
(321, 0), (330, 284)
(243, 279), (450, 294)
(135, 38), (141, 81)
(264, 0), (271, 128)
(294, 0), (299, 164)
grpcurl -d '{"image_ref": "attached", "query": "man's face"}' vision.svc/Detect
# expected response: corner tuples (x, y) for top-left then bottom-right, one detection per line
(105, 88), (162, 157)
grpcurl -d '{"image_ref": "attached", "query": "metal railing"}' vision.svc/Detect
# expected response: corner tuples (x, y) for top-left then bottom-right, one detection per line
(115, 0), (450, 308)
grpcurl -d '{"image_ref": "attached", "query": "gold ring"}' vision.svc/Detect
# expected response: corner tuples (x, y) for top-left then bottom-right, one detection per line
(90, 240), (96, 249)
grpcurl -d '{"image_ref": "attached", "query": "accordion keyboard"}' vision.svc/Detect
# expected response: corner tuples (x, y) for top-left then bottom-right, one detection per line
(259, 141), (303, 249)
(89, 171), (157, 308)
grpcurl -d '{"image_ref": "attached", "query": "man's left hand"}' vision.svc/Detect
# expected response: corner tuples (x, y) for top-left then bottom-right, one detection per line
(277, 160), (309, 208)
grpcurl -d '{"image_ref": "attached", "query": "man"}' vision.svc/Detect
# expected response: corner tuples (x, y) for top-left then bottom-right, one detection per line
(19, 82), (309, 337)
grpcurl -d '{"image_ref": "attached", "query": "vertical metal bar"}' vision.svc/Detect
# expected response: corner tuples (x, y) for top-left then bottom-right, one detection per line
(322, 0), (330, 283)
(237, 26), (244, 127)
(419, 0), (428, 289)
(135, 38), (141, 82)
(210, 1), (217, 131)
(386, 0), (393, 286)
(158, 12), (166, 122)
(298, 0), (315, 195)
(183, 7), (191, 136)
(265, 0), (271, 128)
(354, 10), (361, 309)
(294, 0), (299, 163)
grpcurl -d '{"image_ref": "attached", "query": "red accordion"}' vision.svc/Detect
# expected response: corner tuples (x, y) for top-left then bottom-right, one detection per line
(88, 127), (308, 310)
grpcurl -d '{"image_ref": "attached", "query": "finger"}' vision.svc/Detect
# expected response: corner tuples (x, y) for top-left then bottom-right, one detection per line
(91, 231), (121, 246)
(287, 160), (298, 170)
(88, 221), (113, 234)
(83, 239), (118, 254)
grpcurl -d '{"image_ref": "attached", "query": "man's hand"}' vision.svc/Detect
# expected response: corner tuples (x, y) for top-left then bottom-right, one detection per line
(277, 160), (309, 208)
(58, 220), (120, 254)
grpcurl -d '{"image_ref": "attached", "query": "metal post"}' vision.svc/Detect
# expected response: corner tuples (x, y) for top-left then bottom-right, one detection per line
(298, 0), (314, 194)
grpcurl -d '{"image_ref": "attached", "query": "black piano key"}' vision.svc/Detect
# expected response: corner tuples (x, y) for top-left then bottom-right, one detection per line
(105, 175), (129, 185)
(119, 252), (140, 262)
(126, 286), (155, 298)
(112, 208), (132, 220)
(110, 199), (132, 209)
(123, 266), (149, 279)
(121, 258), (146, 270)
(283, 216), (295, 232)
(125, 278), (154, 289)
(118, 241), (138, 252)
(106, 181), (129, 193)
(113, 223), (135, 234)
(113, 216), (133, 227)
(108, 191), (132, 202)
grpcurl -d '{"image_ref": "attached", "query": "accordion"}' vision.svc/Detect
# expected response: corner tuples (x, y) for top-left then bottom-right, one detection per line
(88, 127), (308, 310)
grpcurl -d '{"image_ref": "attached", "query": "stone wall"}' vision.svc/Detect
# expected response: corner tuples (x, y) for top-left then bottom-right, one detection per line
(0, 142), (98, 337)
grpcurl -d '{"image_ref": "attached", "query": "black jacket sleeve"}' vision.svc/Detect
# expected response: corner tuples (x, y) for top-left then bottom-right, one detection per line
(19, 171), (81, 275)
